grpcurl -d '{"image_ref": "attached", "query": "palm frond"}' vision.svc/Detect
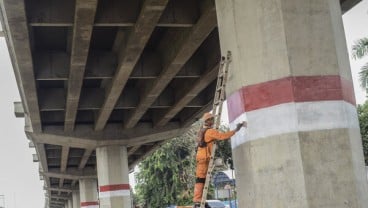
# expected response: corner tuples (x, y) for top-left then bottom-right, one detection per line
(352, 37), (368, 60)
(359, 62), (368, 90)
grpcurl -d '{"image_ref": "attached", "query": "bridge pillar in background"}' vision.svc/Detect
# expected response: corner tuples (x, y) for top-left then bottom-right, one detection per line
(96, 146), (131, 208)
(216, 0), (368, 207)
(79, 179), (99, 208)
(68, 199), (73, 208)
(72, 191), (80, 208)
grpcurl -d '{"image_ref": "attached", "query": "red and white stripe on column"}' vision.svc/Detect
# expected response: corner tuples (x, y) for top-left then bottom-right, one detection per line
(80, 201), (99, 208)
(99, 184), (131, 198)
(227, 75), (358, 148)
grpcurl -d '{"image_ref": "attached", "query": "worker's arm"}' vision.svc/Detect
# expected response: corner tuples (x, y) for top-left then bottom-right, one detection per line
(205, 121), (247, 142)
(205, 129), (236, 142)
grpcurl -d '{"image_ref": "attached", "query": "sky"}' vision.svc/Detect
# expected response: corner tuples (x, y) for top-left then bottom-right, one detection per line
(0, 1), (367, 208)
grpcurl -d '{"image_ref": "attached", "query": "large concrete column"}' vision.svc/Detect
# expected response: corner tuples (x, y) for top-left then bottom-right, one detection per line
(72, 191), (80, 208)
(67, 199), (73, 208)
(96, 146), (131, 208)
(216, 0), (368, 207)
(79, 179), (99, 208)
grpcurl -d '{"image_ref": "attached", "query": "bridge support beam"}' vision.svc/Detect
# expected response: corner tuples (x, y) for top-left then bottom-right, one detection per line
(79, 179), (99, 208)
(216, 0), (368, 207)
(72, 191), (80, 208)
(96, 146), (131, 208)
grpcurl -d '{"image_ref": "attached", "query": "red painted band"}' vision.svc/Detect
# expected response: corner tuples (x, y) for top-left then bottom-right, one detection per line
(99, 184), (130, 192)
(81, 201), (99, 206)
(227, 75), (355, 122)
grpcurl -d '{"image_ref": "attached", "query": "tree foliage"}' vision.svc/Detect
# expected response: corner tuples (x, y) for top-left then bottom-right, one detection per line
(352, 37), (368, 91)
(358, 101), (368, 165)
(135, 124), (233, 207)
(135, 136), (196, 207)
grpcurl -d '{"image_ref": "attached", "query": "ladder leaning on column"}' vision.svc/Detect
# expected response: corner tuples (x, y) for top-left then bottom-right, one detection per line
(200, 51), (232, 208)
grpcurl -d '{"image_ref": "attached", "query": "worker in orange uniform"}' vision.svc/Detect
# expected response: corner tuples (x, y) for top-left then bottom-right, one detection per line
(193, 112), (247, 207)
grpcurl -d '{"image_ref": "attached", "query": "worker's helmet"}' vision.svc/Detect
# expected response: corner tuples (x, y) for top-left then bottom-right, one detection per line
(202, 112), (214, 121)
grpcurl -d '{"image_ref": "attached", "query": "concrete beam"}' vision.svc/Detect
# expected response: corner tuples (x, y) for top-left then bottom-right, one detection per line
(181, 100), (213, 127)
(155, 62), (219, 126)
(14, 101), (24, 118)
(1, 0), (42, 132)
(127, 145), (141, 156)
(41, 169), (97, 180)
(64, 0), (98, 131)
(59, 146), (70, 189)
(34, 143), (50, 187)
(124, 0), (217, 128)
(34, 51), (202, 81)
(44, 187), (76, 193)
(38, 87), (206, 112)
(29, 123), (184, 149)
(50, 196), (69, 201)
(27, 0), (198, 27)
(60, 147), (70, 173)
(78, 149), (93, 170)
(94, 0), (169, 131)
(128, 141), (166, 170)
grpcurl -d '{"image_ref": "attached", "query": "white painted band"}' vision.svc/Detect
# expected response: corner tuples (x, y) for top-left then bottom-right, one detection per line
(229, 101), (359, 149)
(99, 190), (130, 198)
(81, 205), (99, 208)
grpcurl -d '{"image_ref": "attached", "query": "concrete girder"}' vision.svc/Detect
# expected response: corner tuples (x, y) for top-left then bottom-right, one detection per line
(41, 169), (97, 180)
(27, 0), (199, 27)
(94, 0), (169, 131)
(0, 0), (42, 132)
(34, 51), (204, 81)
(155, 62), (220, 126)
(59, 146), (70, 190)
(28, 122), (186, 149)
(35, 143), (50, 186)
(78, 149), (93, 170)
(50, 196), (69, 201)
(38, 87), (206, 112)
(181, 100), (213, 127)
(123, 0), (217, 128)
(127, 145), (141, 156)
(45, 187), (76, 193)
(64, 0), (98, 131)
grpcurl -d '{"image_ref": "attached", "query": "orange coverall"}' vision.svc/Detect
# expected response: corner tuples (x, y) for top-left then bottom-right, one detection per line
(193, 128), (235, 203)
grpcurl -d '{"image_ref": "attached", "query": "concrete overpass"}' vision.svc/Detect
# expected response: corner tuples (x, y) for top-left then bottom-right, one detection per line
(0, 0), (366, 207)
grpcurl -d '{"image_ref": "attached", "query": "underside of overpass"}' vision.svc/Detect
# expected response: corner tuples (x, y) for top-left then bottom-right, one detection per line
(0, 0), (362, 207)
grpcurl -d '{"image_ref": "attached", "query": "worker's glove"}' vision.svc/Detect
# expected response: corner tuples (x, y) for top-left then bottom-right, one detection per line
(235, 122), (245, 131)
(235, 121), (247, 131)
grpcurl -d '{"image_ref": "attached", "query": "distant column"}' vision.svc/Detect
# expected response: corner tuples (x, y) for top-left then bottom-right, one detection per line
(96, 146), (131, 208)
(68, 199), (73, 208)
(72, 191), (80, 208)
(79, 179), (99, 208)
(216, 0), (368, 207)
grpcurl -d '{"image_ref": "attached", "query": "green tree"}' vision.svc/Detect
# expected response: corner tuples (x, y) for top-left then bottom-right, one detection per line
(135, 136), (196, 207)
(352, 37), (368, 91)
(358, 101), (368, 165)
(134, 124), (233, 207)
